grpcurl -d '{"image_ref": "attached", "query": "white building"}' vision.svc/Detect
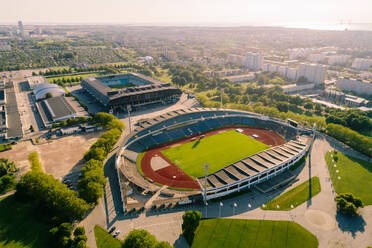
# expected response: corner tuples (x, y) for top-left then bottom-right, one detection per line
(352, 58), (372, 70)
(244, 52), (263, 71)
(308, 53), (326, 63)
(336, 77), (372, 95)
(328, 55), (350, 65)
(286, 68), (298, 81)
(297, 63), (327, 85)
(282, 83), (315, 94)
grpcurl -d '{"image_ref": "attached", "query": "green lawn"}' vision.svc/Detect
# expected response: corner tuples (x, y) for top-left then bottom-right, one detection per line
(161, 130), (269, 178)
(325, 150), (372, 205)
(192, 219), (318, 248)
(46, 73), (99, 83)
(137, 152), (145, 176)
(262, 177), (321, 210)
(0, 196), (49, 248)
(94, 225), (122, 248)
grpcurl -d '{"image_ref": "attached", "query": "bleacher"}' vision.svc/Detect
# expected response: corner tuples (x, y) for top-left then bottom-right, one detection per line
(166, 128), (186, 141)
(127, 142), (146, 153)
(203, 118), (222, 130)
(152, 132), (172, 144)
(195, 121), (210, 133)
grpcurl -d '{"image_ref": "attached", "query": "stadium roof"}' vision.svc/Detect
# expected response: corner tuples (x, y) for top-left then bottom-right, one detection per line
(33, 83), (65, 100)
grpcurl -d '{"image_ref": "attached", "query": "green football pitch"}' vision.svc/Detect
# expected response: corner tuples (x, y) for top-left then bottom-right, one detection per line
(160, 130), (269, 178)
(191, 219), (318, 248)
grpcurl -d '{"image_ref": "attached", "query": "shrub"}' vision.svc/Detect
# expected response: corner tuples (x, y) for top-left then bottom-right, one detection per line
(336, 193), (363, 216)
(122, 229), (157, 248)
(182, 210), (202, 245)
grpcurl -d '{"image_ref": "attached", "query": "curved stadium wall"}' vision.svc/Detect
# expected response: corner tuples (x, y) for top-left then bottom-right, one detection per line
(116, 108), (310, 209)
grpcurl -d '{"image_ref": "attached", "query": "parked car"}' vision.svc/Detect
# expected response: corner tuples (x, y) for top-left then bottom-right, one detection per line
(113, 230), (121, 237)
(109, 227), (116, 234)
(63, 179), (71, 184)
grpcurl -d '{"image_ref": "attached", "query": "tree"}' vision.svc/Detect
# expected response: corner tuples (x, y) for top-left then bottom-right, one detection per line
(155, 241), (173, 248)
(304, 102), (313, 110)
(0, 158), (16, 177)
(49, 222), (73, 248)
(276, 102), (289, 113)
(29, 125), (35, 132)
(74, 227), (86, 236)
(122, 229), (157, 248)
(75, 240), (88, 248)
(182, 210), (202, 245)
(336, 193), (363, 216)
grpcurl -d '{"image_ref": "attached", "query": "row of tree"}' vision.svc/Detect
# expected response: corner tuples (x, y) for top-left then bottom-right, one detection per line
(326, 109), (372, 132)
(50, 224), (89, 248)
(326, 124), (372, 157)
(16, 171), (90, 224)
(78, 113), (124, 204)
(0, 158), (17, 194)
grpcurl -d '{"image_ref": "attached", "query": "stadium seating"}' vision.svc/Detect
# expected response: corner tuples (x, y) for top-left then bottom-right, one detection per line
(152, 132), (172, 144)
(166, 129), (187, 140)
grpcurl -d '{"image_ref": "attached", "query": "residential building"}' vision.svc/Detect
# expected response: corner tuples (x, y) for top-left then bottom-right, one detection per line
(297, 63), (327, 85)
(282, 83), (315, 94)
(328, 55), (350, 65)
(244, 52), (263, 71)
(336, 77), (372, 95)
(352, 58), (372, 70)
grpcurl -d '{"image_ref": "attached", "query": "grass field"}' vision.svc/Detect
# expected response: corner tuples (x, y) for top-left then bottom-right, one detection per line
(325, 150), (372, 205)
(0, 196), (49, 248)
(262, 177), (321, 210)
(94, 225), (122, 248)
(161, 130), (269, 178)
(191, 219), (318, 248)
(46, 73), (99, 83)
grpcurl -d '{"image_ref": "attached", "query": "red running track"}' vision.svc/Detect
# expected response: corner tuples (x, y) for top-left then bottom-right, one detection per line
(140, 126), (285, 189)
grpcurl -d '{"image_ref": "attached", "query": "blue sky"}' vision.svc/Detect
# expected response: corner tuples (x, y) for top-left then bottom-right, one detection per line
(2, 0), (372, 25)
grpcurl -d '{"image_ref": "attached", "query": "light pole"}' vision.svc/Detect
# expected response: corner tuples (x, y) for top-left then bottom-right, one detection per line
(127, 105), (132, 134)
(203, 164), (209, 204)
(335, 176), (341, 192)
(219, 202), (223, 217)
(233, 202), (237, 215)
(205, 202), (208, 218)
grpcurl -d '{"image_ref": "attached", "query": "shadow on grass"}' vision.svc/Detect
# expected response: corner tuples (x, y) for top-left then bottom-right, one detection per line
(345, 154), (372, 173)
(0, 195), (49, 248)
(191, 139), (201, 149)
(335, 211), (366, 238)
(173, 234), (188, 248)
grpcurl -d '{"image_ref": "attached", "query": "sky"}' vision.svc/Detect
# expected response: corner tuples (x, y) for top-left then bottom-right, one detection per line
(2, 0), (372, 26)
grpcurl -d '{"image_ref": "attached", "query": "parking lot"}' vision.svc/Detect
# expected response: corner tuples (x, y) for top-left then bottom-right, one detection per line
(0, 132), (101, 180)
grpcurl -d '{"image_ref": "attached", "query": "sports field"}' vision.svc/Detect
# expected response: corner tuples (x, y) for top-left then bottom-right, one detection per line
(161, 130), (269, 178)
(325, 150), (372, 205)
(191, 219), (318, 248)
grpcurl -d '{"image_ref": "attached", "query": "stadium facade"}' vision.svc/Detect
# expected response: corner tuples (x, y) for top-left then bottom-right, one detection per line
(116, 108), (312, 212)
(81, 73), (182, 110)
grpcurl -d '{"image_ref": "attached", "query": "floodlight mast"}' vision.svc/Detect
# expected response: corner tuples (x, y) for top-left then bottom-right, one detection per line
(203, 164), (209, 204)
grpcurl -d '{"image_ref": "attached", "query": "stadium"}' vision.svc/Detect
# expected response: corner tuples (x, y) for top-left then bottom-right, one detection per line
(81, 73), (182, 110)
(116, 108), (312, 211)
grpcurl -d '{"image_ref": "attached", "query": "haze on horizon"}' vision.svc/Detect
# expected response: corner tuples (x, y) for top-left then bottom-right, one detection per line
(2, 0), (372, 26)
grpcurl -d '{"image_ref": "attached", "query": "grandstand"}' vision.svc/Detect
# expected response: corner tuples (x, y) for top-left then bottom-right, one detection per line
(116, 108), (312, 211)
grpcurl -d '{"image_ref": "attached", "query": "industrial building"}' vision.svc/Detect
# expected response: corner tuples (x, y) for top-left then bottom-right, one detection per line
(36, 96), (77, 128)
(81, 73), (182, 110)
